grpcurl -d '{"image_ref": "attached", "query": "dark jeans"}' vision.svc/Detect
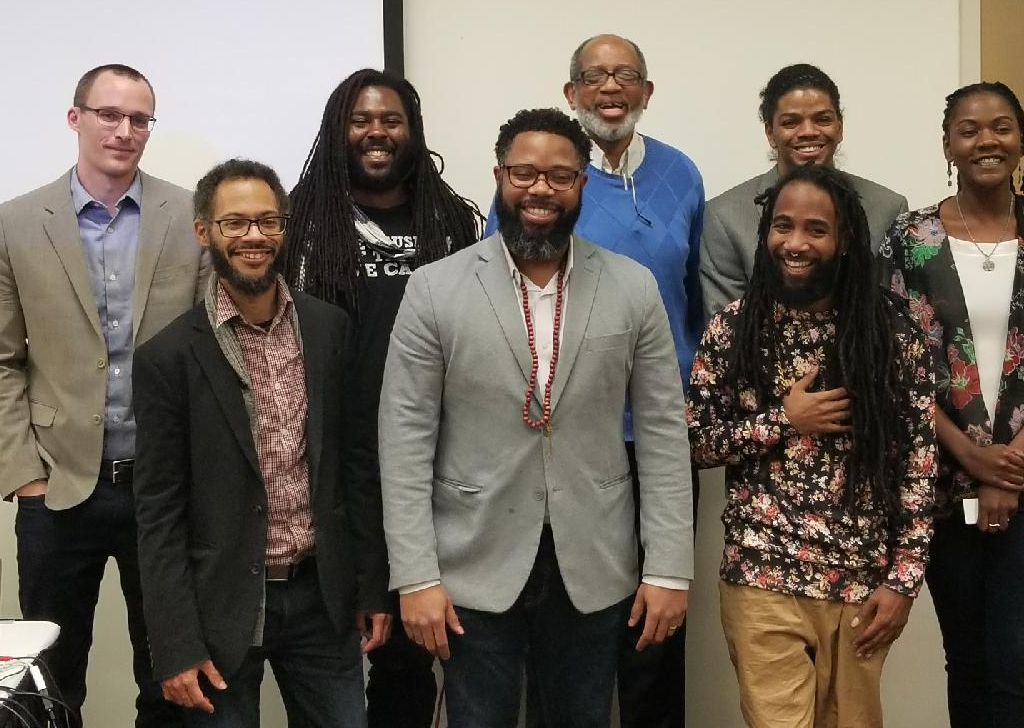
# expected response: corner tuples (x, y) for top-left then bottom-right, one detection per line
(15, 480), (179, 728)
(184, 561), (366, 728)
(443, 526), (630, 728)
(926, 508), (1024, 728)
(365, 605), (437, 728)
(526, 444), (699, 728)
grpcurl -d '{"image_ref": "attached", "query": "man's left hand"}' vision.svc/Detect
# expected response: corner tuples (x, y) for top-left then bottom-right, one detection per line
(629, 584), (688, 651)
(356, 611), (393, 654)
(851, 586), (914, 659)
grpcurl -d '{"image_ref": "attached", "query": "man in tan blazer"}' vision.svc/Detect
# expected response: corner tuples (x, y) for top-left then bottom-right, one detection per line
(0, 64), (208, 726)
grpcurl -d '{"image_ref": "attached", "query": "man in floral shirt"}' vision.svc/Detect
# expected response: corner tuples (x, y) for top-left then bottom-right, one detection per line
(687, 165), (936, 728)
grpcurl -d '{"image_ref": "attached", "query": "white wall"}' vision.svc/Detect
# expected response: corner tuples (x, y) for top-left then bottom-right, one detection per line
(0, 1), (972, 726)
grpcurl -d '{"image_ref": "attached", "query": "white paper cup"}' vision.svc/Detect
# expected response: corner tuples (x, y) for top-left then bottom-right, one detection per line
(962, 498), (979, 525)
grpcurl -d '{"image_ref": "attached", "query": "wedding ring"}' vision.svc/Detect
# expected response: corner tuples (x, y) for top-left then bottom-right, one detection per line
(988, 523), (1001, 528)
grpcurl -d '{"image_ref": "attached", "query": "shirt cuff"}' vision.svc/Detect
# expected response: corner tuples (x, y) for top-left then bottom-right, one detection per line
(397, 579), (441, 595)
(642, 575), (691, 590)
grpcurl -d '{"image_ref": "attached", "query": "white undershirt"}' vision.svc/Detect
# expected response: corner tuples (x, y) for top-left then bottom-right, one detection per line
(949, 236), (1017, 422)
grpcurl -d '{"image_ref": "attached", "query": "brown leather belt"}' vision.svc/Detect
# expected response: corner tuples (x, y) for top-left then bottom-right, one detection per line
(265, 557), (313, 582)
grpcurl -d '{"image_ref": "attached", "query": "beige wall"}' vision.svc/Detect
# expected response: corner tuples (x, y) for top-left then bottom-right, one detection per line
(981, 0), (1024, 187)
(0, 2), (983, 726)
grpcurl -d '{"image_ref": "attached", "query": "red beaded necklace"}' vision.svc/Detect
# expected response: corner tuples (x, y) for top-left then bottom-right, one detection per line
(519, 265), (565, 430)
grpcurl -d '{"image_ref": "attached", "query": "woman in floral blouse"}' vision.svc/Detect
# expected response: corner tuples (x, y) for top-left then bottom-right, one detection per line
(878, 81), (1024, 728)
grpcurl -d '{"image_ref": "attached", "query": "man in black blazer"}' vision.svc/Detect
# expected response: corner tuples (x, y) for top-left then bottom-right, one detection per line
(132, 158), (390, 727)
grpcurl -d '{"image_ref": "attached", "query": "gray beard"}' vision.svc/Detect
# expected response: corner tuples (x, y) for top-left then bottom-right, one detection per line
(575, 105), (644, 143)
(503, 232), (570, 261)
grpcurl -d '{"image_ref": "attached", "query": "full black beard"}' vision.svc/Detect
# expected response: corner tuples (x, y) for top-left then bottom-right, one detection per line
(765, 253), (841, 308)
(493, 190), (580, 261)
(348, 141), (416, 193)
(210, 243), (282, 296)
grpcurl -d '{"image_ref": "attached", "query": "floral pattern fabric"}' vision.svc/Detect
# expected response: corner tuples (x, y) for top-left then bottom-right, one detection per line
(877, 202), (1024, 513)
(687, 302), (936, 602)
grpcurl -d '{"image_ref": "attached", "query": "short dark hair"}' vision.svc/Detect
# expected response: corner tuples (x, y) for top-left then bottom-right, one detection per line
(193, 159), (289, 221)
(759, 63), (841, 125)
(73, 64), (155, 109)
(494, 108), (592, 168)
(568, 34), (648, 83)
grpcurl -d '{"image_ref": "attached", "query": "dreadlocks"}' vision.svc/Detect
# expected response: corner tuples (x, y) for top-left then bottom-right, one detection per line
(283, 69), (482, 313)
(729, 164), (910, 517)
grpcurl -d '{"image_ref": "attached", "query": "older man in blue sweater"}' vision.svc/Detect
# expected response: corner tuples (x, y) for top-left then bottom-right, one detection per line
(485, 32), (704, 728)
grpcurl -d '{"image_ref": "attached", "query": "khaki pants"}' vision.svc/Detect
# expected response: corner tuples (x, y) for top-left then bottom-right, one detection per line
(719, 581), (890, 728)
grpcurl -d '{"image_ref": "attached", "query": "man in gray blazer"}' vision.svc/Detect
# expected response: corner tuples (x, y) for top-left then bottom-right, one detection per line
(0, 64), (208, 726)
(701, 63), (907, 318)
(379, 108), (693, 728)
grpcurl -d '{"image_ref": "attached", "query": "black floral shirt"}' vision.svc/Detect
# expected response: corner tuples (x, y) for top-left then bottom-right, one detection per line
(687, 302), (936, 601)
(878, 201), (1024, 514)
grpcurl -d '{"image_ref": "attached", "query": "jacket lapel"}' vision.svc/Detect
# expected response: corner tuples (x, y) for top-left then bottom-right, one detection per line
(190, 317), (261, 476)
(475, 235), (538, 402)
(550, 237), (600, 412)
(132, 172), (173, 343)
(40, 174), (102, 338)
(294, 296), (324, 498)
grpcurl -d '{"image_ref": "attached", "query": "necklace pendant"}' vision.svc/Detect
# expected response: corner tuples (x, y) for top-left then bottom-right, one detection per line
(983, 259), (995, 272)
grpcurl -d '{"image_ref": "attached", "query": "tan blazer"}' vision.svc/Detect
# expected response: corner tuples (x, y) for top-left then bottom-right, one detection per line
(0, 169), (209, 509)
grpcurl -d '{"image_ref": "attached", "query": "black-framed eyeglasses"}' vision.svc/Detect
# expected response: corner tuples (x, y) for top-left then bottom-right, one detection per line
(79, 105), (156, 132)
(212, 216), (290, 237)
(575, 67), (644, 87)
(503, 165), (581, 191)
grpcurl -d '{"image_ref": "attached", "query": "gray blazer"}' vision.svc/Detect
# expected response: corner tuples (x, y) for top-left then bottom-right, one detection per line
(699, 166), (908, 318)
(0, 170), (209, 508)
(379, 233), (693, 614)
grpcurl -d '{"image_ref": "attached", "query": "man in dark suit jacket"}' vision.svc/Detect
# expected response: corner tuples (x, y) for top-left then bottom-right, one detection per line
(133, 159), (390, 727)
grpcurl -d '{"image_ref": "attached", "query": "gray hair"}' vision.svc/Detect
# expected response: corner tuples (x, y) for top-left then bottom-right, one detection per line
(568, 34), (648, 83)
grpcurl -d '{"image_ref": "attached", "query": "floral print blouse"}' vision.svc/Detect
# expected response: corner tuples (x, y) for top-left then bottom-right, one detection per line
(878, 202), (1024, 514)
(687, 302), (936, 602)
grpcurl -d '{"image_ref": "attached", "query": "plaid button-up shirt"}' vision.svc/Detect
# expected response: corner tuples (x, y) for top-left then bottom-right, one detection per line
(214, 279), (314, 566)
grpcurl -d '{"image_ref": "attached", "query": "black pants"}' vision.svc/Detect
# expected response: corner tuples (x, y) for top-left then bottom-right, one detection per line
(365, 604), (437, 728)
(15, 480), (181, 727)
(527, 444), (700, 728)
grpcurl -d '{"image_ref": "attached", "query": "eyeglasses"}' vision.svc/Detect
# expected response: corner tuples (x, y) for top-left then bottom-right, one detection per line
(79, 106), (156, 132)
(503, 165), (581, 191)
(575, 68), (644, 87)
(212, 216), (289, 237)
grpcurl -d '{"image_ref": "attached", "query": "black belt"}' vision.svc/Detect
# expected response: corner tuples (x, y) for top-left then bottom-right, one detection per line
(265, 556), (314, 582)
(99, 458), (134, 484)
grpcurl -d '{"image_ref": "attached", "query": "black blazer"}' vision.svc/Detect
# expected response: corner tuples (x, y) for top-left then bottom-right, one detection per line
(132, 291), (389, 681)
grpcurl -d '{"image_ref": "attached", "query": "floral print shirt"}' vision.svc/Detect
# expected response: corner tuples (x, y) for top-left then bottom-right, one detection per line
(878, 202), (1024, 514)
(687, 302), (936, 602)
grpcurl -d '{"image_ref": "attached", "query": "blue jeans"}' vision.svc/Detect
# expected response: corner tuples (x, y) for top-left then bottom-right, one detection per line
(926, 508), (1024, 728)
(183, 562), (366, 728)
(442, 526), (630, 728)
(15, 480), (179, 727)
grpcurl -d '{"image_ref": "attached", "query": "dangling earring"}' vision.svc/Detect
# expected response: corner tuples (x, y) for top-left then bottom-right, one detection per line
(947, 160), (953, 188)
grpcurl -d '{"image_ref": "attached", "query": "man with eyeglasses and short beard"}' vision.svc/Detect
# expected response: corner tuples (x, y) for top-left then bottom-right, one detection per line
(485, 34), (706, 728)
(133, 158), (390, 727)
(0, 63), (208, 726)
(380, 108), (694, 728)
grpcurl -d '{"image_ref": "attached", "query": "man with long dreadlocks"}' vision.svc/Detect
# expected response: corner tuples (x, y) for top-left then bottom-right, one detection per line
(283, 68), (482, 728)
(686, 164), (936, 728)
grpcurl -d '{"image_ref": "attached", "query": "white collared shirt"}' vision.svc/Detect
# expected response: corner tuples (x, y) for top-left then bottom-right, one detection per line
(598, 131), (645, 177)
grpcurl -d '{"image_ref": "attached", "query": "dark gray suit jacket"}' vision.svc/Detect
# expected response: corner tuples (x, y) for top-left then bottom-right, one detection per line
(132, 291), (388, 681)
(699, 166), (908, 318)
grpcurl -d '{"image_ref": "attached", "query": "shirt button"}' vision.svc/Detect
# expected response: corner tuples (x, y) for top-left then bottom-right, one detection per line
(109, 273), (117, 281)
(113, 368), (121, 376)
(92, 414), (102, 425)
(113, 415), (120, 423)
(106, 227), (114, 234)
(533, 491), (545, 501)
(250, 564), (261, 576)
(111, 320), (119, 329)
(97, 358), (106, 369)
(253, 504), (264, 515)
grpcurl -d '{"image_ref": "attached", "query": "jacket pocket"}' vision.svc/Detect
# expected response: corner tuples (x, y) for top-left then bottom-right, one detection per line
(597, 472), (631, 489)
(584, 330), (631, 352)
(436, 476), (482, 494)
(28, 400), (56, 427)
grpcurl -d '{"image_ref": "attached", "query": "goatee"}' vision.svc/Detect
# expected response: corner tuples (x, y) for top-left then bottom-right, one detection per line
(494, 190), (580, 261)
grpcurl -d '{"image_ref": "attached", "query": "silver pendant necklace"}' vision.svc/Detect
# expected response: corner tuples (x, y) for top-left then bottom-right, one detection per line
(955, 194), (1015, 272)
